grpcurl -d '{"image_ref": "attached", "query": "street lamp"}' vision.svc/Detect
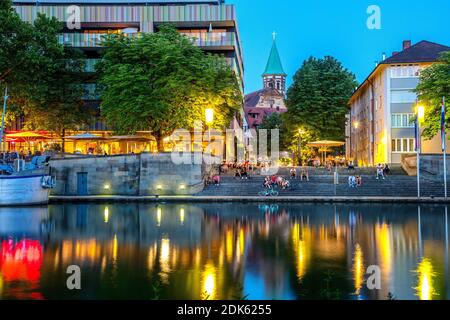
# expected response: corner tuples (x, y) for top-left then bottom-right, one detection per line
(353, 121), (359, 166)
(416, 103), (425, 198)
(205, 108), (214, 142)
(297, 128), (305, 166)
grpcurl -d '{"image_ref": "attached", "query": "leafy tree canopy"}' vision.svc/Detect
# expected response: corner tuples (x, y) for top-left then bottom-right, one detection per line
(415, 51), (450, 140)
(285, 56), (357, 141)
(97, 25), (242, 151)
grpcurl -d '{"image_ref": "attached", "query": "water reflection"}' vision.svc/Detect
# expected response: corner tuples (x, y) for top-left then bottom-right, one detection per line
(0, 203), (449, 300)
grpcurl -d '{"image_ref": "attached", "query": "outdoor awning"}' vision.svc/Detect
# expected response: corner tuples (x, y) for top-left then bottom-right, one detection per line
(306, 140), (345, 148)
(5, 132), (51, 140)
(65, 133), (108, 141)
(109, 135), (154, 141)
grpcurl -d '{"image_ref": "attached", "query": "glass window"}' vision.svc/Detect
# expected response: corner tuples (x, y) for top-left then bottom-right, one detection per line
(391, 139), (396, 152)
(409, 139), (414, 152)
(391, 90), (417, 103)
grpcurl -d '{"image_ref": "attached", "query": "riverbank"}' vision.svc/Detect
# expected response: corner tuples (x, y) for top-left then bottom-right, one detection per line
(50, 195), (450, 203)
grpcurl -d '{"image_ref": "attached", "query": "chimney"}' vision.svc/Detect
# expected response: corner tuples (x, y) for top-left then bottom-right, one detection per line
(382, 52), (386, 61)
(403, 40), (411, 50)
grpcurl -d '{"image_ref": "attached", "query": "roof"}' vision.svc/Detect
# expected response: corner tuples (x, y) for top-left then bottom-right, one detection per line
(244, 87), (284, 108)
(381, 40), (450, 64)
(263, 40), (286, 75)
(244, 107), (283, 129)
(350, 40), (450, 102)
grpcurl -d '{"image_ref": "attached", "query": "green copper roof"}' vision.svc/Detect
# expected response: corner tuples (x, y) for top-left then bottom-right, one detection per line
(263, 40), (286, 75)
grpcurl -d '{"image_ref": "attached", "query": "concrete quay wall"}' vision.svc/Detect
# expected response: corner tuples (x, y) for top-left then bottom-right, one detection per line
(49, 153), (207, 196)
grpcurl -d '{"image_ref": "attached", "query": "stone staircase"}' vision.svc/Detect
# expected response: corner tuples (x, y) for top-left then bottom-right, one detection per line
(198, 166), (450, 198)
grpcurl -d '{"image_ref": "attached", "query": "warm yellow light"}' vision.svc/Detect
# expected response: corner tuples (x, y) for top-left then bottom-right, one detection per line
(353, 121), (359, 129)
(179, 184), (186, 190)
(417, 105), (425, 124)
(179, 208), (185, 224)
(298, 128), (305, 135)
(156, 184), (163, 190)
(353, 244), (365, 295)
(104, 206), (109, 223)
(157, 207), (162, 226)
(415, 258), (435, 300)
(113, 234), (118, 261)
(104, 184), (110, 190)
(205, 108), (214, 125)
(202, 262), (216, 300)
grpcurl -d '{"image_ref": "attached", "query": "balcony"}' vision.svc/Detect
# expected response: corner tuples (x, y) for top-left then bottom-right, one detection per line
(59, 33), (105, 48)
(182, 32), (236, 49)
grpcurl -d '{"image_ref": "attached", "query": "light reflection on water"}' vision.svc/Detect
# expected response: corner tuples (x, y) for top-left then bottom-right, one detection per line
(0, 203), (449, 300)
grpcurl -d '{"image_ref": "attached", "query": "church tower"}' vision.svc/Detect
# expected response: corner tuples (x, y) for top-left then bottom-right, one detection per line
(262, 33), (287, 96)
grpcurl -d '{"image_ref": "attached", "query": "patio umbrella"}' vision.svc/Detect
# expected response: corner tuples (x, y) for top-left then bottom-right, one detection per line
(5, 132), (51, 151)
(65, 133), (108, 140)
(306, 140), (345, 164)
(65, 133), (108, 154)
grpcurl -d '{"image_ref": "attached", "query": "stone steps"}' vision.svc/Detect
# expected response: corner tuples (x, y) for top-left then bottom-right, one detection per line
(199, 174), (449, 197)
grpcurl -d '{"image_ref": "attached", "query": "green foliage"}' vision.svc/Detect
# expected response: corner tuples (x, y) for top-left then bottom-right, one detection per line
(415, 51), (450, 140)
(286, 56), (357, 141)
(97, 25), (242, 151)
(1, 1), (90, 152)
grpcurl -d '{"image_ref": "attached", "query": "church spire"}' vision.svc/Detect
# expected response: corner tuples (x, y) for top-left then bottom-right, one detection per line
(262, 33), (286, 95)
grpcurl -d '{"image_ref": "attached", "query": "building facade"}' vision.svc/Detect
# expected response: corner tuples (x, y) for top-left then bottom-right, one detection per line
(12, 0), (245, 133)
(346, 40), (450, 166)
(244, 36), (287, 130)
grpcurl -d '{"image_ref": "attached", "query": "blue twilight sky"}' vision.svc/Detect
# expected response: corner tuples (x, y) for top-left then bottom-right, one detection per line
(230, 0), (450, 94)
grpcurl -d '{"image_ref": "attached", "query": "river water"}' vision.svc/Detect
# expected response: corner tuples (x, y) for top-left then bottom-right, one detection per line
(0, 202), (449, 300)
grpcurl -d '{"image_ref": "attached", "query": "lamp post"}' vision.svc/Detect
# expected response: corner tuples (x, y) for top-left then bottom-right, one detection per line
(205, 108), (214, 143)
(353, 121), (359, 166)
(416, 104), (425, 198)
(297, 128), (304, 166)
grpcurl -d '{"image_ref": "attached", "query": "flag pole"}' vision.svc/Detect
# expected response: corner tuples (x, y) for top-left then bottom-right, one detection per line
(1, 86), (8, 153)
(443, 97), (447, 198)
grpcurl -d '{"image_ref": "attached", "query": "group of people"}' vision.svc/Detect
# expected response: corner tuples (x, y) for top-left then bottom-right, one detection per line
(263, 175), (291, 190)
(289, 167), (309, 181)
(376, 163), (390, 180)
(348, 175), (362, 187)
(0, 150), (42, 164)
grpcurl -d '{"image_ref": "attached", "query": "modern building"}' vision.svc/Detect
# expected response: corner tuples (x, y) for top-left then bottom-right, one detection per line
(11, 0), (245, 151)
(244, 36), (287, 130)
(346, 40), (450, 166)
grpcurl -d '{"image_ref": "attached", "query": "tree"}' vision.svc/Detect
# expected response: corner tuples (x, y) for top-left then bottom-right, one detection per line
(286, 56), (357, 141)
(415, 51), (450, 139)
(97, 25), (242, 151)
(22, 15), (90, 152)
(1, 1), (90, 152)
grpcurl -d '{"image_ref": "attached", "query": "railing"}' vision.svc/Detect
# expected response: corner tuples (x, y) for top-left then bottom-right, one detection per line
(182, 32), (236, 47)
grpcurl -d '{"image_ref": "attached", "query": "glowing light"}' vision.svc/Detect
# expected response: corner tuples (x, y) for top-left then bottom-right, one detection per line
(179, 208), (185, 224)
(157, 207), (162, 227)
(160, 238), (170, 264)
(113, 234), (118, 261)
(353, 121), (359, 129)
(417, 105), (425, 124)
(353, 244), (365, 295)
(292, 223), (311, 281)
(376, 223), (392, 276)
(226, 230), (233, 262)
(104, 184), (110, 190)
(201, 262), (216, 300)
(415, 258), (436, 300)
(205, 108), (214, 125)
(104, 206), (109, 223)
(179, 184), (186, 190)
(156, 185), (163, 190)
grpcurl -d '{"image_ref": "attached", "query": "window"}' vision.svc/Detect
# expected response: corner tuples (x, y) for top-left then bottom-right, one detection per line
(391, 138), (415, 152)
(391, 90), (416, 103)
(391, 113), (414, 128)
(390, 65), (421, 78)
